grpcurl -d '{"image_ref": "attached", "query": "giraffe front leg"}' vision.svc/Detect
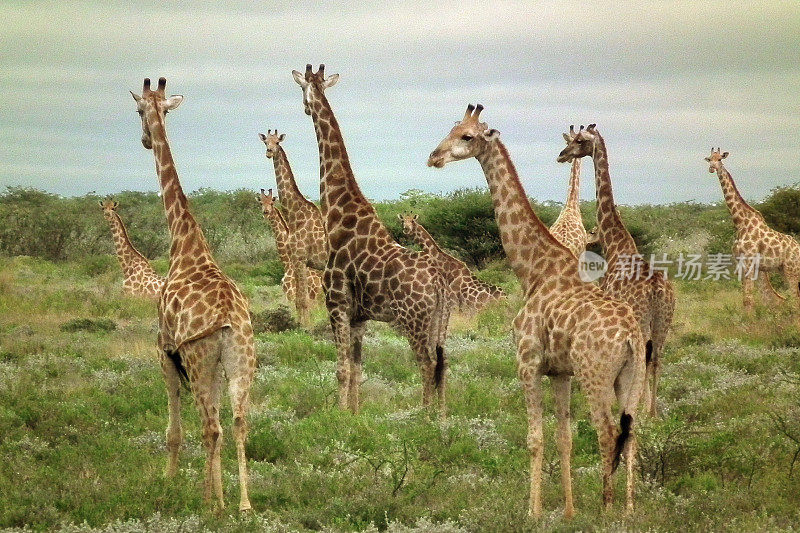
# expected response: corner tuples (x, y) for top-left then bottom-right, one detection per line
(552, 375), (575, 519)
(516, 339), (544, 518)
(584, 384), (619, 511)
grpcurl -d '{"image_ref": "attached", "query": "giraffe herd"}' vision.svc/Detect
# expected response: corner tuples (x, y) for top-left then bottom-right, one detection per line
(107, 67), (800, 518)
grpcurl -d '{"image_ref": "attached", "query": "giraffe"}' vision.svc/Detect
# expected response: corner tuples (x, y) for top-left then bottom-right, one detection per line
(99, 198), (165, 299)
(705, 148), (800, 311)
(292, 64), (451, 414)
(258, 129), (328, 325)
(258, 188), (323, 305)
(130, 77), (255, 512)
(558, 124), (675, 418)
(429, 104), (646, 518)
(399, 213), (504, 312)
(549, 126), (588, 258)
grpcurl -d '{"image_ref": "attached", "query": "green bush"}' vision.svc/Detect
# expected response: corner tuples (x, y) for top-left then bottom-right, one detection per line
(759, 185), (800, 235)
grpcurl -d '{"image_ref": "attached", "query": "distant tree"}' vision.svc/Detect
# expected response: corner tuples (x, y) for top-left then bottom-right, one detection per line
(759, 186), (800, 235)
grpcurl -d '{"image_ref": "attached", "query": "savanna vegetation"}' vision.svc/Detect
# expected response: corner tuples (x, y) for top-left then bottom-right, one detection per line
(1, 186), (800, 531)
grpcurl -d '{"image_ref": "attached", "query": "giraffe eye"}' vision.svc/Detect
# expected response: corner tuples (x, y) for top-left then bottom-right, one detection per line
(461, 135), (473, 141)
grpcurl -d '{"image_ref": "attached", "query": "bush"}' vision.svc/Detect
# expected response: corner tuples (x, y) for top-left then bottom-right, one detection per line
(251, 306), (300, 334)
(759, 186), (800, 235)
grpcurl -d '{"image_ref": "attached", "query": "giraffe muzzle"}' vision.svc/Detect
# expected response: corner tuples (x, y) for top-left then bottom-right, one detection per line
(427, 151), (445, 168)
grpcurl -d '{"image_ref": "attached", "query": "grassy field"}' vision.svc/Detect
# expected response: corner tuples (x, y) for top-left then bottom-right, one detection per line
(1, 255), (800, 532)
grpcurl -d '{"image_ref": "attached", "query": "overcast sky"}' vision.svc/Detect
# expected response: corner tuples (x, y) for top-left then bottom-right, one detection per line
(2, 1), (799, 205)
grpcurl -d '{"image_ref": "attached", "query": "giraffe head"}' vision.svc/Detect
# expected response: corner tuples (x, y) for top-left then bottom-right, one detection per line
(427, 104), (500, 168)
(99, 198), (119, 221)
(398, 213), (419, 235)
(586, 226), (600, 245)
(258, 130), (286, 159)
(705, 147), (729, 173)
(557, 124), (598, 163)
(291, 64), (339, 116)
(258, 188), (278, 218)
(129, 77), (184, 150)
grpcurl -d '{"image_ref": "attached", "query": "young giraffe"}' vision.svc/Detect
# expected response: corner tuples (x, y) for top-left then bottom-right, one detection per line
(130, 78), (255, 512)
(258, 188), (323, 305)
(549, 126), (588, 258)
(292, 64), (451, 414)
(429, 105), (646, 518)
(399, 213), (504, 312)
(706, 148), (800, 311)
(258, 130), (328, 325)
(559, 125), (675, 417)
(99, 198), (165, 299)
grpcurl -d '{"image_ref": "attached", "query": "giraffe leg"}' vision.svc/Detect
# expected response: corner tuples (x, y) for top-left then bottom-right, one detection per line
(552, 375), (575, 519)
(516, 339), (544, 518)
(220, 327), (255, 512)
(742, 275), (755, 314)
(295, 261), (310, 327)
(757, 271), (784, 305)
(585, 385), (618, 511)
(782, 265), (800, 313)
(649, 290), (674, 418)
(624, 430), (637, 514)
(182, 333), (225, 511)
(159, 349), (182, 478)
(329, 308), (352, 410)
(348, 321), (366, 414)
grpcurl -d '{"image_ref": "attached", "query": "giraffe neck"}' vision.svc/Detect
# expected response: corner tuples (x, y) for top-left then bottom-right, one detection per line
(410, 223), (443, 257)
(590, 134), (638, 262)
(565, 157), (582, 213)
(552, 157), (582, 228)
(265, 209), (291, 265)
(716, 164), (758, 229)
(308, 90), (392, 242)
(476, 140), (578, 295)
(108, 212), (148, 276)
(145, 107), (212, 265)
(272, 145), (309, 226)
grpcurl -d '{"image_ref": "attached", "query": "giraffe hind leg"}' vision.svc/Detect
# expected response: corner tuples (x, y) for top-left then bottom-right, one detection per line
(159, 349), (183, 477)
(220, 327), (255, 512)
(180, 333), (226, 510)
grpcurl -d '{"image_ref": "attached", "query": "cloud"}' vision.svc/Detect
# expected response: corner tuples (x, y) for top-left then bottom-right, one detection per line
(1, 0), (799, 204)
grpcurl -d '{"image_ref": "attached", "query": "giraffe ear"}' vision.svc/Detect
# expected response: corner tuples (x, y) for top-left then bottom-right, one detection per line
(164, 95), (184, 111)
(397, 214), (403, 221)
(562, 133), (571, 143)
(98, 200), (104, 207)
(482, 129), (500, 141)
(323, 74), (339, 89)
(258, 133), (267, 143)
(292, 70), (307, 87)
(112, 201), (119, 209)
(130, 91), (142, 103)
(278, 134), (286, 142)
(721, 152), (729, 159)
(412, 214), (418, 220)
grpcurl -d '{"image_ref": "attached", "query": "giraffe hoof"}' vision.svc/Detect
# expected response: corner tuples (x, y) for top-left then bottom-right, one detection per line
(239, 501), (252, 512)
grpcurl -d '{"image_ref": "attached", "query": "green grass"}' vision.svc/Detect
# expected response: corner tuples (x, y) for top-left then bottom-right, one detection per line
(1, 255), (799, 531)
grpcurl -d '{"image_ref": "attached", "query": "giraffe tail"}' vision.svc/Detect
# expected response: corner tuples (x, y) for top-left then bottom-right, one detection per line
(612, 335), (645, 472)
(431, 278), (451, 389)
(166, 349), (190, 387)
